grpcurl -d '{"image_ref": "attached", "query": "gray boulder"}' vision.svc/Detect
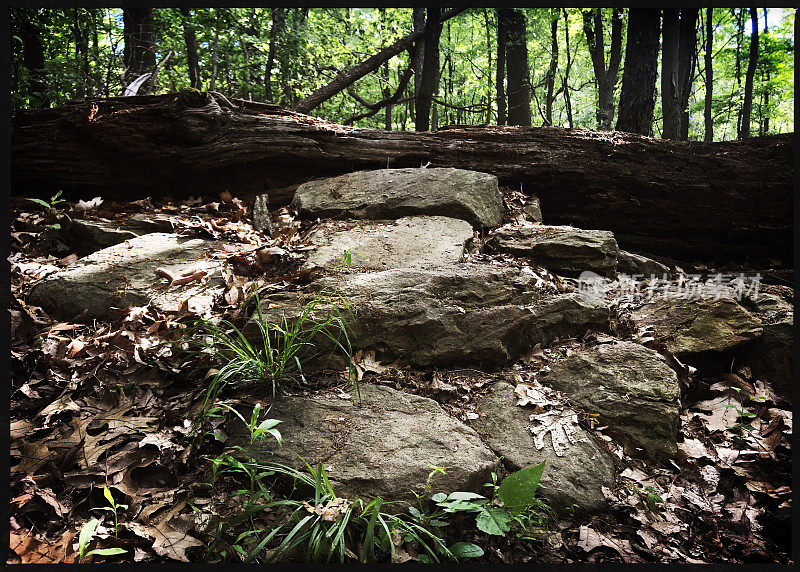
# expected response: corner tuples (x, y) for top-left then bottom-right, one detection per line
(524, 197), (543, 223)
(302, 216), (472, 272)
(62, 214), (174, 256)
(631, 297), (762, 355)
(252, 194), (274, 235)
(738, 294), (793, 401)
(245, 264), (611, 368)
(490, 225), (619, 277)
(617, 250), (670, 278)
(470, 382), (615, 513)
(291, 168), (503, 228)
(29, 233), (226, 319)
(542, 341), (681, 460)
(226, 384), (497, 510)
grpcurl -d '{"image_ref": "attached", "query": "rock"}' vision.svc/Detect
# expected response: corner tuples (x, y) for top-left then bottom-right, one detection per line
(617, 250), (670, 278)
(738, 295), (793, 402)
(631, 297), (762, 356)
(470, 382), (615, 513)
(490, 225), (619, 278)
(29, 233), (226, 320)
(301, 216), (472, 272)
(524, 197), (543, 223)
(542, 341), (681, 460)
(252, 194), (274, 235)
(245, 263), (611, 369)
(226, 384), (497, 510)
(62, 215), (174, 257)
(291, 168), (504, 228)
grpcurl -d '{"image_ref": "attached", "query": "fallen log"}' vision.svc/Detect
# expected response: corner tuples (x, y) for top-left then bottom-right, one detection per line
(11, 93), (793, 265)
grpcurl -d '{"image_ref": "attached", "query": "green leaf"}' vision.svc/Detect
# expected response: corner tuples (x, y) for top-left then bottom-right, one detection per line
(103, 486), (115, 506)
(25, 197), (52, 210)
(449, 542), (484, 559)
(475, 507), (511, 536)
(446, 491), (485, 501)
(497, 461), (545, 516)
(86, 547), (127, 558)
(78, 518), (99, 556)
(430, 492), (448, 503)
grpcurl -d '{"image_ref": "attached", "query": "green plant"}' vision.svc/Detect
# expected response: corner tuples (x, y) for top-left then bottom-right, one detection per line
(643, 486), (664, 512)
(340, 248), (364, 269)
(92, 486), (128, 538)
(77, 518), (127, 563)
(180, 290), (358, 417)
(25, 190), (71, 230)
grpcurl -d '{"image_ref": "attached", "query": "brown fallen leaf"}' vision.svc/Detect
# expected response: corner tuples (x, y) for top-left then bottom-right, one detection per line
(9, 528), (78, 564)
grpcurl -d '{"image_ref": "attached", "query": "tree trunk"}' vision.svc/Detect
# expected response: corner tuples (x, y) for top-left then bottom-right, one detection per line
(415, 8), (442, 131)
(661, 9), (681, 140)
(501, 8), (531, 126)
(677, 8), (699, 140)
(122, 8), (156, 94)
(11, 94), (792, 265)
(704, 7), (714, 142)
(292, 8), (463, 115)
(762, 9), (769, 134)
(495, 10), (507, 126)
(264, 8), (284, 103)
(180, 9), (201, 90)
(616, 9), (661, 136)
(18, 9), (49, 108)
(583, 8), (623, 130)
(739, 7), (759, 139)
(545, 12), (558, 126)
(412, 7), (425, 110)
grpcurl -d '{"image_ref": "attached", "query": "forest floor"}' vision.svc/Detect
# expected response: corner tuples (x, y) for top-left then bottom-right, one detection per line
(8, 192), (794, 564)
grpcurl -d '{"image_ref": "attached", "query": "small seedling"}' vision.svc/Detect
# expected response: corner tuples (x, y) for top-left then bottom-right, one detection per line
(77, 518), (127, 562)
(26, 190), (71, 230)
(644, 486), (664, 512)
(92, 486), (128, 537)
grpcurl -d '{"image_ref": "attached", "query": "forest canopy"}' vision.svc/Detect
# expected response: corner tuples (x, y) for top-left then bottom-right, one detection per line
(10, 7), (795, 141)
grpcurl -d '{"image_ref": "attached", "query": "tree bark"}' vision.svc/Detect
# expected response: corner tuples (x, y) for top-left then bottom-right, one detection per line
(180, 9), (201, 90)
(704, 7), (714, 142)
(583, 8), (623, 130)
(11, 94), (792, 265)
(122, 8), (156, 94)
(18, 9), (49, 108)
(495, 9), (507, 126)
(661, 9), (681, 140)
(501, 8), (531, 126)
(677, 8), (699, 140)
(616, 9), (661, 136)
(415, 8), (442, 131)
(264, 8), (284, 103)
(762, 9), (769, 135)
(292, 8), (463, 115)
(545, 12), (558, 126)
(739, 7), (759, 139)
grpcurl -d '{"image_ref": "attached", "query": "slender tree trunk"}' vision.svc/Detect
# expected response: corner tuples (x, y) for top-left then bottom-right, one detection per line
(72, 9), (90, 97)
(501, 8), (531, 126)
(562, 9), (574, 129)
(19, 9), (49, 108)
(661, 9), (681, 139)
(209, 10), (221, 91)
(264, 9), (284, 103)
(739, 7), (759, 139)
(416, 8), (442, 131)
(762, 9), (769, 134)
(734, 9), (744, 137)
(704, 7), (714, 141)
(383, 61), (392, 130)
(412, 7), (425, 116)
(484, 9), (493, 124)
(677, 8), (699, 140)
(616, 9), (661, 135)
(583, 8), (623, 130)
(122, 8), (156, 94)
(495, 9), (506, 125)
(545, 11), (558, 126)
(180, 9), (201, 90)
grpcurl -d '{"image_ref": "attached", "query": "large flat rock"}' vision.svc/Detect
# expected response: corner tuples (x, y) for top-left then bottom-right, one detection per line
(470, 382), (615, 514)
(631, 297), (762, 355)
(302, 216), (472, 272)
(226, 384), (497, 509)
(245, 264), (611, 368)
(29, 233), (226, 319)
(541, 341), (681, 461)
(291, 168), (504, 228)
(617, 250), (670, 278)
(490, 225), (619, 277)
(62, 214), (175, 257)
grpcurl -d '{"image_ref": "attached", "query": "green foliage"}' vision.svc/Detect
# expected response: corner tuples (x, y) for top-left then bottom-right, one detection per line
(77, 518), (128, 563)
(91, 486), (128, 538)
(25, 190), (71, 230)
(497, 460), (546, 516)
(11, 7), (793, 139)
(178, 290), (357, 415)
